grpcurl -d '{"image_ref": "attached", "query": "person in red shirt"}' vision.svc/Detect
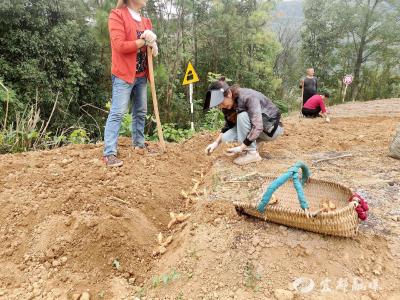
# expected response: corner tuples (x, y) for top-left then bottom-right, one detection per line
(302, 92), (331, 122)
(103, 0), (158, 167)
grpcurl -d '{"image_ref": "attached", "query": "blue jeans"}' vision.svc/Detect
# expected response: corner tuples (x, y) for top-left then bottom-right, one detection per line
(222, 112), (284, 151)
(104, 76), (147, 156)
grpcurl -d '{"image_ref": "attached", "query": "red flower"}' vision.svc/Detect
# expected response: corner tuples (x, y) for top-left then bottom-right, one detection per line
(360, 200), (369, 212)
(358, 211), (367, 221)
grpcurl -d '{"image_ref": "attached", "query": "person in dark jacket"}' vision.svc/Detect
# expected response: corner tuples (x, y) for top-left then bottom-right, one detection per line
(203, 78), (284, 165)
(300, 68), (318, 105)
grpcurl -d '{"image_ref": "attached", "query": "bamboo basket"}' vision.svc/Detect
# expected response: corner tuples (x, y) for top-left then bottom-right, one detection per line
(234, 177), (360, 237)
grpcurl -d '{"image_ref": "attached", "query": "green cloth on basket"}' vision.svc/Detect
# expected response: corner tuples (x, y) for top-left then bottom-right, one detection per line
(257, 161), (310, 212)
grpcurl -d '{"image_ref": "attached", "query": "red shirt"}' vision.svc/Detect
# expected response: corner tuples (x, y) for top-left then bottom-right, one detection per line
(108, 7), (152, 83)
(303, 95), (326, 113)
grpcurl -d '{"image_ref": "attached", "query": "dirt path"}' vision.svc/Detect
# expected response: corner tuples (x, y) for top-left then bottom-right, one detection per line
(0, 99), (399, 300)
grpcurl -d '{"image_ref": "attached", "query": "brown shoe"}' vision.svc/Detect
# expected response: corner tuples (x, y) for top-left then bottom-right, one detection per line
(134, 146), (146, 155)
(103, 155), (123, 167)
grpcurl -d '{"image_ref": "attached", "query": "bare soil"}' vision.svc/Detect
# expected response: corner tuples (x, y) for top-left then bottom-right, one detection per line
(0, 99), (399, 300)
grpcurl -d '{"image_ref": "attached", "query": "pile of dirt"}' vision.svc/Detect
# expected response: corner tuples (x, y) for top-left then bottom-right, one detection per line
(0, 99), (400, 299)
(0, 134), (214, 299)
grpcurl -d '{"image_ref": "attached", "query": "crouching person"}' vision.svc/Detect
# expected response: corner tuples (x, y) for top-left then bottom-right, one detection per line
(203, 77), (284, 165)
(302, 92), (330, 122)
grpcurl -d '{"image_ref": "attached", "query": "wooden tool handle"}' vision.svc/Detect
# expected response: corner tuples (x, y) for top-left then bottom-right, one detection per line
(147, 47), (166, 152)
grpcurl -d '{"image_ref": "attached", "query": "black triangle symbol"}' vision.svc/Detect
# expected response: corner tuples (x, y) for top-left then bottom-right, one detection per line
(187, 70), (194, 81)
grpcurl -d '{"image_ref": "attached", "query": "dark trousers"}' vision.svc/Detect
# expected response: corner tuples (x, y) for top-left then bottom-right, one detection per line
(303, 91), (316, 105)
(302, 107), (321, 118)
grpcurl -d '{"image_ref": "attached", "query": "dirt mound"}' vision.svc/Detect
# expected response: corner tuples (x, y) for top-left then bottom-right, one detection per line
(0, 135), (214, 299)
(0, 99), (400, 299)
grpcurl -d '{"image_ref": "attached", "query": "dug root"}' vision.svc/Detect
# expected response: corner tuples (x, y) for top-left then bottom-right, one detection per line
(203, 77), (284, 166)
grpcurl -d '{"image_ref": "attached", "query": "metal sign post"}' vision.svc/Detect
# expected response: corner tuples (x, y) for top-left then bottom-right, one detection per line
(189, 83), (194, 130)
(342, 74), (353, 103)
(182, 62), (199, 131)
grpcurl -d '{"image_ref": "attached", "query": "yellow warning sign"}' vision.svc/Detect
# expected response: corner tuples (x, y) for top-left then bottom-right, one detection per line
(182, 62), (199, 85)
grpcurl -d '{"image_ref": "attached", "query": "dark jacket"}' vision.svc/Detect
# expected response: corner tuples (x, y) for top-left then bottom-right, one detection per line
(221, 88), (281, 146)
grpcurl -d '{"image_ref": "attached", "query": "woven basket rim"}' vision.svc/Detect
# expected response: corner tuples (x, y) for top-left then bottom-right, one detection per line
(234, 176), (354, 218)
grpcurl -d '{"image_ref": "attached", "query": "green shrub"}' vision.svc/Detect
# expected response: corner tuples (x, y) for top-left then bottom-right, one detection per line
(120, 114), (132, 137)
(273, 99), (289, 114)
(151, 270), (180, 288)
(0, 105), (42, 153)
(158, 123), (193, 143)
(199, 108), (225, 131)
(68, 129), (89, 144)
(105, 100), (132, 138)
(207, 72), (232, 83)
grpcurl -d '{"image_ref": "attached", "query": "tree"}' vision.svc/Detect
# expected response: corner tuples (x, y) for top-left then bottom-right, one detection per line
(0, 0), (106, 136)
(272, 1), (304, 101)
(301, 0), (400, 101)
(343, 0), (400, 100)
(0, 0), (295, 147)
(144, 0), (281, 125)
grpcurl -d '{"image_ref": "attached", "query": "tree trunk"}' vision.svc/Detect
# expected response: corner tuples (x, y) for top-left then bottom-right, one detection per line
(351, 0), (380, 101)
(351, 43), (365, 101)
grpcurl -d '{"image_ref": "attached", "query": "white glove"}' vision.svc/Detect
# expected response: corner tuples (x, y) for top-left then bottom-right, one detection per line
(325, 117), (331, 123)
(205, 142), (219, 155)
(151, 43), (158, 57)
(140, 30), (157, 44)
(147, 40), (157, 48)
(227, 144), (246, 154)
